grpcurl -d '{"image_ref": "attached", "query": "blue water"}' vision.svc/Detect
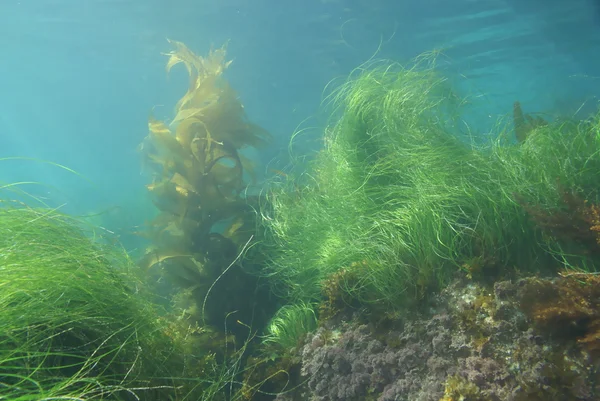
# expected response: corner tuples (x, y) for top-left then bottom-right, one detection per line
(0, 0), (598, 247)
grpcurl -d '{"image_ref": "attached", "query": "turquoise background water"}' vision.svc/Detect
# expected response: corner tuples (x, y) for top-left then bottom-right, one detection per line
(0, 0), (598, 247)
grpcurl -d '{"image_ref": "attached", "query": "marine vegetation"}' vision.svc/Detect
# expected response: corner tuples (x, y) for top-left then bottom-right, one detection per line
(262, 302), (319, 354)
(512, 100), (548, 143)
(132, 43), (600, 399)
(497, 110), (600, 269)
(520, 271), (600, 356)
(0, 205), (208, 400)
(138, 39), (276, 343)
(258, 56), (600, 321)
(134, 40), (294, 401)
(233, 303), (318, 401)
(4, 40), (599, 400)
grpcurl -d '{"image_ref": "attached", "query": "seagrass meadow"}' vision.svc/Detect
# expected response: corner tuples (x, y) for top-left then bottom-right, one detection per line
(259, 59), (600, 316)
(2, 41), (600, 400)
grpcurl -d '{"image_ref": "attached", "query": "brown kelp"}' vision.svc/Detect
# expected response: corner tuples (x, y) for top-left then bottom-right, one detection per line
(138, 40), (275, 346)
(513, 101), (548, 143)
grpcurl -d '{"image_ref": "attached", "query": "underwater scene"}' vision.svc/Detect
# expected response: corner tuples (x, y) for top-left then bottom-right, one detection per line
(2, 0), (600, 400)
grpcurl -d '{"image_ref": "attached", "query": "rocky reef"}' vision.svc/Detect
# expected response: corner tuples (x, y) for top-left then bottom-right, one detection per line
(276, 275), (600, 401)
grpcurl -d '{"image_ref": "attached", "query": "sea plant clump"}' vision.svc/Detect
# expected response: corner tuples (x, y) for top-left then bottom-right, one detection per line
(262, 301), (319, 354)
(259, 56), (600, 317)
(0, 205), (200, 400)
(260, 59), (511, 310)
(492, 108), (600, 269)
(138, 40), (276, 343)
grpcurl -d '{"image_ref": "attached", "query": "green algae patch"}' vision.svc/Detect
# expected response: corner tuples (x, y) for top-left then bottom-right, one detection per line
(0, 206), (196, 400)
(259, 59), (600, 318)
